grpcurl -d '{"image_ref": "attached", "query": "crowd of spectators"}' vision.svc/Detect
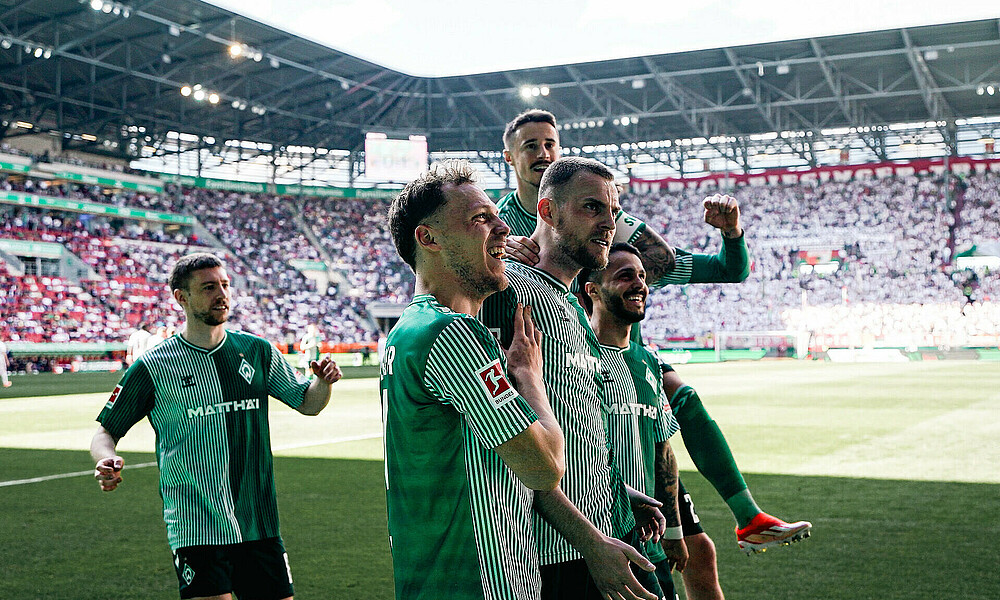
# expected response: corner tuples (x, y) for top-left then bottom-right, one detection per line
(624, 174), (998, 347)
(2, 166), (998, 352)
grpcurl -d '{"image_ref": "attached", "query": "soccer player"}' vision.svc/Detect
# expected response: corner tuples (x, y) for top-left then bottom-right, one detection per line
(584, 243), (812, 600)
(0, 336), (10, 388)
(481, 157), (667, 600)
(125, 321), (152, 367)
(382, 160), (567, 600)
(498, 111), (811, 558)
(297, 324), (320, 376)
(91, 253), (343, 600)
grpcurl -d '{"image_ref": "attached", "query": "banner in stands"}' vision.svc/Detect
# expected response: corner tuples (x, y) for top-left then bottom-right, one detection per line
(49, 170), (163, 194)
(0, 191), (195, 225)
(0, 161), (31, 174)
(630, 156), (1000, 192)
(158, 174), (506, 200)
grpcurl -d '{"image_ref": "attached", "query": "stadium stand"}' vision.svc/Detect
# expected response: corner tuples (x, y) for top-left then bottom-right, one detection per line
(2, 166), (998, 366)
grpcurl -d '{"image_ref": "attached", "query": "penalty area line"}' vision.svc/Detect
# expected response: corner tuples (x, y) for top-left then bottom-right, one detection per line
(0, 433), (383, 487)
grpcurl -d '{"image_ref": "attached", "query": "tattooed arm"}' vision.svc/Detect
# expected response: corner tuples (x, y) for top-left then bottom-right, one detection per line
(654, 440), (688, 572)
(630, 224), (677, 285)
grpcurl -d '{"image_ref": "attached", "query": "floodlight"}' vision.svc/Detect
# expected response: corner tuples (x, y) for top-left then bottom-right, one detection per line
(208, 93), (220, 104)
(90, 0), (103, 10)
(193, 89), (206, 101)
(229, 43), (242, 57)
(989, 86), (996, 96)
(33, 47), (43, 58)
(101, 2), (113, 13)
(540, 86), (550, 96)
(520, 86), (532, 99)
(180, 85), (192, 97)
(621, 116), (631, 126)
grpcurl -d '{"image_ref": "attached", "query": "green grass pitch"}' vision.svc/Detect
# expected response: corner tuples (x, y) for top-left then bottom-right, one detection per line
(1, 360), (998, 599)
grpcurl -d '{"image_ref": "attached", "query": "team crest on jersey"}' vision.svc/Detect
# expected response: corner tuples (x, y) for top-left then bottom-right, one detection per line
(105, 385), (123, 410)
(238, 358), (255, 384)
(476, 360), (516, 408)
(644, 366), (657, 391)
(182, 564), (195, 585)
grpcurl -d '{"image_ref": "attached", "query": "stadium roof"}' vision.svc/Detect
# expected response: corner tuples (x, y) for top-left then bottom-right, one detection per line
(2, 0), (1000, 162)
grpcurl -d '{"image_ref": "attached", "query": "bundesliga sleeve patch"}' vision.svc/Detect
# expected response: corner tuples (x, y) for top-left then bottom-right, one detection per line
(476, 360), (517, 409)
(105, 385), (123, 410)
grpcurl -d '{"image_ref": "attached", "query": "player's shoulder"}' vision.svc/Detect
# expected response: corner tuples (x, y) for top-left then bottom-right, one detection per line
(627, 340), (659, 366)
(224, 329), (274, 352)
(392, 296), (468, 344)
(495, 190), (517, 209)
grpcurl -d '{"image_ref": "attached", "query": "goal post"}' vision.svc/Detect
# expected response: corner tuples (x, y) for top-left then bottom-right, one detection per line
(714, 329), (811, 361)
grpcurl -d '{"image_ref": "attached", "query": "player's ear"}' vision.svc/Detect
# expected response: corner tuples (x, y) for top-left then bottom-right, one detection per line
(537, 197), (555, 226)
(584, 281), (598, 298)
(414, 224), (440, 252)
(502, 149), (513, 166)
(172, 288), (187, 307)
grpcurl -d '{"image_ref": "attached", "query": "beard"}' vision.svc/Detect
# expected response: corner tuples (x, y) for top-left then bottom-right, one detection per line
(446, 251), (508, 299)
(192, 306), (230, 326)
(602, 290), (645, 324)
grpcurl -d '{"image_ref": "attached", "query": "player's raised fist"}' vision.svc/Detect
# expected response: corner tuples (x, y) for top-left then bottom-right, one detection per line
(703, 193), (742, 238)
(95, 456), (124, 492)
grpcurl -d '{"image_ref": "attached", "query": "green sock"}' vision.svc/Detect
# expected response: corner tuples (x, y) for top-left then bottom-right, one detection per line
(671, 385), (760, 527)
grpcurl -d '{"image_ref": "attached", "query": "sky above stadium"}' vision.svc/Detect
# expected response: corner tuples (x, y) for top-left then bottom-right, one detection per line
(206, 0), (1000, 77)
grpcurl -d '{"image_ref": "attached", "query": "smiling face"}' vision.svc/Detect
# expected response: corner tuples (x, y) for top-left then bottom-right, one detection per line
(432, 182), (511, 297)
(176, 266), (232, 326)
(548, 170), (619, 271)
(504, 120), (561, 193)
(592, 249), (648, 324)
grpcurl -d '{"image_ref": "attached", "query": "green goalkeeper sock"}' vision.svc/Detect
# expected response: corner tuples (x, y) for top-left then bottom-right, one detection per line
(671, 385), (760, 527)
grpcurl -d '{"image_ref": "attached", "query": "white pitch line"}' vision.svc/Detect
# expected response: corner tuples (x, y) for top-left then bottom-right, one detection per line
(0, 432), (383, 488)
(0, 461), (158, 488)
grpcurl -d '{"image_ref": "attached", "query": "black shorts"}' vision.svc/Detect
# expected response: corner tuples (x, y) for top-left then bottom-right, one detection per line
(678, 478), (704, 537)
(173, 537), (294, 600)
(540, 530), (666, 599)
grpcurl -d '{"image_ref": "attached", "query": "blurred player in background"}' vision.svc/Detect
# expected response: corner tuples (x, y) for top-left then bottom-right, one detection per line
(298, 323), (320, 376)
(91, 252), (343, 600)
(125, 322), (152, 367)
(0, 336), (10, 388)
(383, 160), (565, 599)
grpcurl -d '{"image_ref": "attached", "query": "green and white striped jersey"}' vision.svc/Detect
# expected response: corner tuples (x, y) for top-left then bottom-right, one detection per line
(495, 191), (538, 239)
(600, 341), (680, 562)
(481, 262), (635, 566)
(96, 330), (309, 551)
(381, 294), (540, 600)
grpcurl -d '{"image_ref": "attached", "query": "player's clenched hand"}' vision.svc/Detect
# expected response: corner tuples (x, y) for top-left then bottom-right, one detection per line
(581, 534), (658, 600)
(660, 538), (688, 573)
(703, 193), (742, 238)
(504, 304), (543, 382)
(310, 357), (343, 384)
(505, 235), (540, 266)
(95, 456), (124, 492)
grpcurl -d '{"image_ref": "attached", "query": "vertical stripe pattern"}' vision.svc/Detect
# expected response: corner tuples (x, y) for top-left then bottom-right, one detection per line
(381, 295), (540, 600)
(480, 263), (635, 565)
(95, 330), (310, 551)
